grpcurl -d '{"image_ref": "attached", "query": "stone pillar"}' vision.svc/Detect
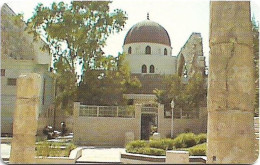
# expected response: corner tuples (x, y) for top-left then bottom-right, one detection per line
(9, 73), (42, 164)
(73, 102), (80, 144)
(157, 104), (165, 137)
(135, 104), (142, 140)
(166, 151), (189, 164)
(207, 1), (256, 164)
(73, 102), (80, 119)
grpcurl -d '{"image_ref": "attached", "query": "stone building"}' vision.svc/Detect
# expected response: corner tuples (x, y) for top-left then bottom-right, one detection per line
(123, 16), (206, 103)
(1, 4), (55, 135)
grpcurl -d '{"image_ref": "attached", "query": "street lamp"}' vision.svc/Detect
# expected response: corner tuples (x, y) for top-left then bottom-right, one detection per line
(170, 99), (175, 138)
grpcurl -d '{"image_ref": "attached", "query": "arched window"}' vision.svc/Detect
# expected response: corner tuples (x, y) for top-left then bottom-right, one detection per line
(142, 65), (147, 73)
(145, 46), (151, 54)
(150, 65), (155, 73)
(164, 48), (167, 55)
(128, 47), (132, 54)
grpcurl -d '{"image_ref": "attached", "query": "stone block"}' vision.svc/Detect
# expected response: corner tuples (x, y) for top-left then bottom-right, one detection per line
(12, 99), (39, 135)
(210, 1), (253, 46)
(166, 150), (189, 164)
(207, 111), (255, 164)
(16, 73), (42, 99)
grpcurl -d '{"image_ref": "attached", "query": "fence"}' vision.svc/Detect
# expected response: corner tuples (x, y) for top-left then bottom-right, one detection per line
(141, 106), (158, 114)
(79, 105), (135, 118)
(164, 108), (200, 119)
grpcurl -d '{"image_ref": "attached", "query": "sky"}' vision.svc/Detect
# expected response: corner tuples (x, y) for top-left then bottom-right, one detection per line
(1, 0), (260, 66)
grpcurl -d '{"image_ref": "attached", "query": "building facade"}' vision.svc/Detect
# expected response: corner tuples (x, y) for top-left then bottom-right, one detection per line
(1, 4), (55, 135)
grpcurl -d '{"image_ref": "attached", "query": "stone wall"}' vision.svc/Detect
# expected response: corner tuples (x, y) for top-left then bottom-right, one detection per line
(177, 33), (206, 79)
(157, 105), (207, 138)
(73, 103), (142, 146)
(73, 102), (207, 146)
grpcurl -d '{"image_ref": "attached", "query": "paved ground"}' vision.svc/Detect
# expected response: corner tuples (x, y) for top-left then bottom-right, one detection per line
(0, 143), (125, 163)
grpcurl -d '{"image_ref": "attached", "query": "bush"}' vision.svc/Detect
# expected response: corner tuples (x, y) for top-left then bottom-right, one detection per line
(173, 133), (197, 148)
(36, 141), (50, 157)
(127, 147), (165, 156)
(125, 134), (206, 156)
(189, 143), (206, 156)
(126, 140), (147, 149)
(149, 138), (174, 150)
(141, 147), (166, 156)
(36, 141), (76, 157)
(196, 133), (207, 144)
(161, 138), (174, 150)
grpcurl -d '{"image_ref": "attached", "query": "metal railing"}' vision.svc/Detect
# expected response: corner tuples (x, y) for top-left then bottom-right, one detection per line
(79, 105), (135, 118)
(141, 107), (158, 114)
(164, 108), (200, 119)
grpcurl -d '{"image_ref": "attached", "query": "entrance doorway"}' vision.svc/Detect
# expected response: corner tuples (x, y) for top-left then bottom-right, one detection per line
(141, 114), (157, 140)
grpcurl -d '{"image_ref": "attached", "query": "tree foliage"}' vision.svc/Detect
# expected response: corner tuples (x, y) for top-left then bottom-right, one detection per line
(27, 1), (127, 113)
(28, 1), (127, 73)
(77, 53), (141, 106)
(154, 73), (206, 115)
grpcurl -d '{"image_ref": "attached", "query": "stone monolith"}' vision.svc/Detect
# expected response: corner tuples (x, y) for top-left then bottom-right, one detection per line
(207, 1), (256, 164)
(9, 73), (42, 164)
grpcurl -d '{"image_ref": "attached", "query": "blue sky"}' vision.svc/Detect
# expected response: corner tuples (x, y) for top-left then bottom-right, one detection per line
(2, 0), (260, 66)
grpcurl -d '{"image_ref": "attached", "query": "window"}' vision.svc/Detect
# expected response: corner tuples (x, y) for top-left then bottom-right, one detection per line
(1, 69), (5, 76)
(7, 78), (17, 86)
(142, 65), (147, 73)
(145, 46), (151, 54)
(150, 65), (155, 73)
(128, 47), (132, 54)
(164, 48), (167, 55)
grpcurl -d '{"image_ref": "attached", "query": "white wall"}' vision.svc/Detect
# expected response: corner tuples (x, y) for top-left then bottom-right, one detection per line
(123, 42), (172, 56)
(125, 54), (177, 75)
(123, 42), (177, 75)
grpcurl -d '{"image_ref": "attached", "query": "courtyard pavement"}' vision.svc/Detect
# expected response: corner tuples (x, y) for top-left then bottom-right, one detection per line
(76, 147), (126, 163)
(0, 143), (126, 163)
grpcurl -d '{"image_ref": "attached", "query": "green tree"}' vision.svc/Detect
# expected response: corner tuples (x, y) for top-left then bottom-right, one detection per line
(77, 53), (141, 105)
(154, 73), (206, 118)
(27, 1), (127, 113)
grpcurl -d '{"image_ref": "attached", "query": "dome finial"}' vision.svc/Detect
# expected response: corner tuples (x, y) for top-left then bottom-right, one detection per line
(147, 12), (149, 20)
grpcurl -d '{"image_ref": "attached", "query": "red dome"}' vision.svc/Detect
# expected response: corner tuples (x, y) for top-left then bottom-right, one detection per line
(124, 20), (171, 46)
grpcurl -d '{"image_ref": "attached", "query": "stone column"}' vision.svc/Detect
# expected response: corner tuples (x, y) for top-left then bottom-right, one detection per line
(135, 104), (142, 140)
(73, 102), (80, 144)
(9, 73), (42, 164)
(207, 1), (256, 164)
(157, 104), (165, 137)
